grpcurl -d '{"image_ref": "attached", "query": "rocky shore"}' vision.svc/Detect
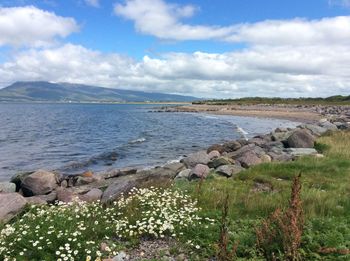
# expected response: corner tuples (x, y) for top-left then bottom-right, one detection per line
(1, 106), (350, 223)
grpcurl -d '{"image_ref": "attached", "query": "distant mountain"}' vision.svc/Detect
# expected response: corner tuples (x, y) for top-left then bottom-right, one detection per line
(0, 81), (199, 102)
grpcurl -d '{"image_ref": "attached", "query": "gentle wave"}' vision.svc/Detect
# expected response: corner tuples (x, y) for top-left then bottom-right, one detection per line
(129, 137), (146, 144)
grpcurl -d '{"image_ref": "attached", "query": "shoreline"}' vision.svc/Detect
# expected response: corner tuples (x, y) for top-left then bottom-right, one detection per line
(155, 104), (324, 123)
(1, 105), (350, 222)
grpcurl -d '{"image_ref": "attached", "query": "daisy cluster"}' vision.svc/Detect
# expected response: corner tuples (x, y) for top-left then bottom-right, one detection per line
(0, 186), (206, 260)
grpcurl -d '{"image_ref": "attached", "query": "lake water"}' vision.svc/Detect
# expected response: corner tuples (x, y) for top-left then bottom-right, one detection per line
(0, 103), (299, 181)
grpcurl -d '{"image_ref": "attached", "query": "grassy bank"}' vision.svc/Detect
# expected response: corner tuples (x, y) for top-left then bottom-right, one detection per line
(176, 131), (350, 260)
(1, 132), (349, 260)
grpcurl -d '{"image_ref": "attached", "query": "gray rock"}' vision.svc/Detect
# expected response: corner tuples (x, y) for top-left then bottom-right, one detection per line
(260, 154), (272, 163)
(302, 124), (328, 136)
(189, 164), (210, 180)
(21, 169), (58, 196)
(112, 251), (129, 261)
(319, 121), (338, 131)
(0, 193), (27, 222)
(208, 150), (221, 159)
(56, 187), (77, 203)
(10, 171), (34, 190)
(79, 188), (103, 202)
(271, 130), (293, 141)
(222, 141), (241, 152)
(285, 148), (318, 156)
(208, 157), (234, 168)
(207, 144), (224, 154)
(102, 178), (141, 203)
(181, 150), (210, 168)
(175, 169), (191, 179)
(26, 196), (47, 205)
(0, 182), (16, 193)
(237, 151), (262, 168)
(216, 165), (244, 177)
(75, 176), (102, 186)
(35, 191), (57, 203)
(226, 144), (256, 159)
(163, 162), (186, 174)
(287, 129), (315, 148)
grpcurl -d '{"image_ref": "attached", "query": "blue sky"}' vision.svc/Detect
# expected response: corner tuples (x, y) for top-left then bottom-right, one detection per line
(0, 0), (350, 97)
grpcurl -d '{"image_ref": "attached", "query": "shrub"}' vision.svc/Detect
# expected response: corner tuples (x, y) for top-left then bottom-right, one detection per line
(256, 174), (304, 260)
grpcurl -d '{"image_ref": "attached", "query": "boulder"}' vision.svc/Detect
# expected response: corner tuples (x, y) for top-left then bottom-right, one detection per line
(237, 151), (262, 168)
(216, 165), (244, 177)
(56, 187), (77, 203)
(208, 157), (234, 169)
(271, 130), (293, 142)
(268, 152), (293, 162)
(302, 124), (328, 136)
(0, 182), (16, 193)
(163, 162), (186, 174)
(207, 144), (224, 154)
(175, 169), (191, 179)
(181, 150), (210, 168)
(75, 176), (102, 186)
(35, 191), (57, 203)
(319, 121), (338, 131)
(285, 148), (318, 157)
(227, 144), (256, 159)
(287, 129), (315, 148)
(189, 164), (210, 180)
(0, 193), (27, 222)
(26, 196), (47, 205)
(80, 188), (103, 202)
(260, 154), (272, 163)
(10, 171), (34, 191)
(208, 150), (221, 159)
(21, 170), (58, 196)
(222, 141), (241, 152)
(102, 178), (141, 203)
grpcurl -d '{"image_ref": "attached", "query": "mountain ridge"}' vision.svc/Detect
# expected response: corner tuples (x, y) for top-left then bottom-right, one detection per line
(0, 81), (199, 102)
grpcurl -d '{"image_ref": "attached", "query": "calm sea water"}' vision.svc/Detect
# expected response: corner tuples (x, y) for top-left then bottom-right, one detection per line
(0, 104), (299, 181)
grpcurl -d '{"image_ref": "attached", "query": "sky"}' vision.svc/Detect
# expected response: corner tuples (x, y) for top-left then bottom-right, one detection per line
(0, 0), (350, 98)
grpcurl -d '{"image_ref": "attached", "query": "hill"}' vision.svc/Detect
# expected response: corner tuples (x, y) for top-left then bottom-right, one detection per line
(0, 81), (198, 102)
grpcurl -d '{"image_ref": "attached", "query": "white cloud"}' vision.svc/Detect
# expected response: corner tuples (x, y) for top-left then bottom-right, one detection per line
(0, 6), (79, 47)
(85, 0), (100, 7)
(1, 3), (350, 98)
(114, 0), (234, 40)
(1, 42), (350, 98)
(115, 0), (350, 46)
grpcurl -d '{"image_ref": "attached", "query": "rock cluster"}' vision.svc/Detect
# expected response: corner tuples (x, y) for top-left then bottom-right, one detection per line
(1, 116), (349, 223)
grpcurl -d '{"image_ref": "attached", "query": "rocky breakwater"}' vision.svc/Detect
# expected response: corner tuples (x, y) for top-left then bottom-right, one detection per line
(1, 116), (349, 223)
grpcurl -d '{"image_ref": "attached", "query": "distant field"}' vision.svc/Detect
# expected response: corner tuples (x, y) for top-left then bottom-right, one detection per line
(193, 95), (350, 105)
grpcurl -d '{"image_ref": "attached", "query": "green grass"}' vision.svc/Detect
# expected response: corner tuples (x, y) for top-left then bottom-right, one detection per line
(175, 131), (350, 260)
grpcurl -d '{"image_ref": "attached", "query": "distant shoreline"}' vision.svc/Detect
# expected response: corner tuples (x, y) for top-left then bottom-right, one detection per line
(0, 101), (192, 105)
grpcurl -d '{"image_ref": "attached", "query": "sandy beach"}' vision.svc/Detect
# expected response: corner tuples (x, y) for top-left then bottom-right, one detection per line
(169, 104), (323, 123)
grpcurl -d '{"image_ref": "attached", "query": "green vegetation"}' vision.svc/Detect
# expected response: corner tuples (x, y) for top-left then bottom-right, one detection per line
(1, 132), (349, 260)
(193, 95), (350, 105)
(175, 131), (350, 260)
